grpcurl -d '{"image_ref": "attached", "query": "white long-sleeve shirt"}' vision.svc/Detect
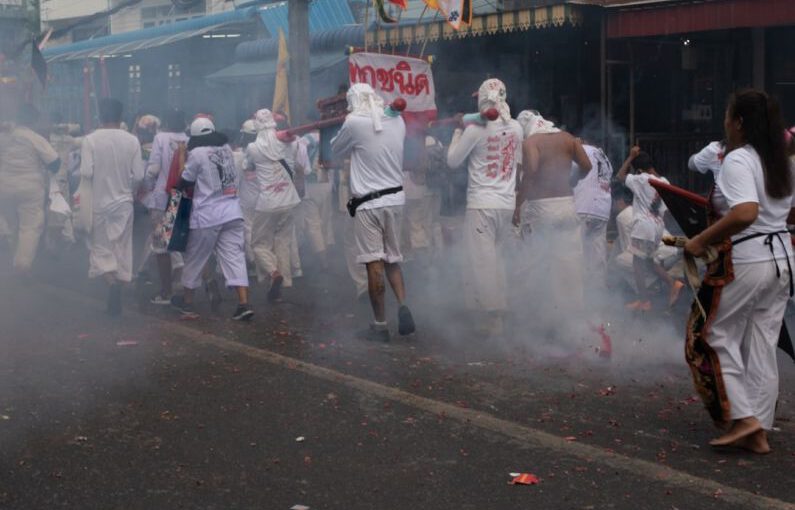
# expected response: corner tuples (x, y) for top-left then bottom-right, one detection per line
(447, 119), (523, 210)
(80, 128), (144, 213)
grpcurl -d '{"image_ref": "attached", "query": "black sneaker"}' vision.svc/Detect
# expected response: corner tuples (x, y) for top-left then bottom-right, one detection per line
(170, 295), (199, 318)
(398, 305), (415, 336)
(106, 284), (122, 316)
(267, 272), (284, 302)
(232, 304), (254, 321)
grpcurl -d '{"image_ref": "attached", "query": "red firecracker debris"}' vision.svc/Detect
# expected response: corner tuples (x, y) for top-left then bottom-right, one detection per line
(509, 473), (540, 485)
(591, 323), (612, 359)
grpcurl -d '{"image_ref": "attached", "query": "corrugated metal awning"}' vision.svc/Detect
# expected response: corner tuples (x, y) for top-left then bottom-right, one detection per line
(257, 0), (355, 36)
(607, 0), (795, 38)
(206, 50), (346, 85)
(368, 5), (583, 47)
(42, 7), (260, 62)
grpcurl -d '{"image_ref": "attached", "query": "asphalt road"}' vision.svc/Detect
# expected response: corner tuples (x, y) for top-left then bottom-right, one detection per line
(1, 218), (794, 510)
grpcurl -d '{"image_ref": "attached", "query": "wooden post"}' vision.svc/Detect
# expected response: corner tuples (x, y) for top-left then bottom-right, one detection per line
(288, 0), (311, 125)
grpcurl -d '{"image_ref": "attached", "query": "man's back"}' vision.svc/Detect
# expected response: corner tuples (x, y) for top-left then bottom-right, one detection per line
(83, 128), (143, 212)
(0, 126), (58, 188)
(525, 131), (587, 200)
(332, 114), (406, 210)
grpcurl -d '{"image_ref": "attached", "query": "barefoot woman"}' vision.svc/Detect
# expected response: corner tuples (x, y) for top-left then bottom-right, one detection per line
(685, 89), (794, 454)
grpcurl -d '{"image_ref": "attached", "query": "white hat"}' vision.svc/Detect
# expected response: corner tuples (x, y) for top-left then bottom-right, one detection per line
(240, 119), (257, 135)
(190, 117), (215, 136)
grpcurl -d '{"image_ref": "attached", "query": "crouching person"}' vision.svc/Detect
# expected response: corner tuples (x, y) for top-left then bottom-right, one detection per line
(173, 117), (252, 321)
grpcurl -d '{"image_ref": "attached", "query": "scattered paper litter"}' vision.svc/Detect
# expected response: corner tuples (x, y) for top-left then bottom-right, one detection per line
(116, 340), (138, 347)
(295, 436), (305, 442)
(291, 505), (310, 510)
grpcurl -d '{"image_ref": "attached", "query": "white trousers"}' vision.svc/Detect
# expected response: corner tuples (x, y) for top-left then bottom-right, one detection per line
(0, 183), (46, 271)
(578, 214), (607, 292)
(89, 202), (134, 282)
(181, 219), (248, 290)
(299, 183), (335, 254)
(519, 197), (583, 319)
(251, 207), (295, 287)
(463, 208), (512, 312)
(708, 260), (791, 429)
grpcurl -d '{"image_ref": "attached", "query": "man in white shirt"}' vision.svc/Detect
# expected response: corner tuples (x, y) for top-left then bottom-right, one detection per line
(447, 79), (524, 336)
(173, 117), (252, 321)
(245, 109), (304, 301)
(616, 147), (684, 310)
(0, 104), (60, 274)
(80, 98), (144, 315)
(139, 109), (188, 304)
(332, 83), (415, 341)
(572, 143), (613, 296)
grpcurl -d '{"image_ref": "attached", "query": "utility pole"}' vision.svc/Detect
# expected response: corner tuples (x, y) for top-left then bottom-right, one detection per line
(288, 0), (310, 125)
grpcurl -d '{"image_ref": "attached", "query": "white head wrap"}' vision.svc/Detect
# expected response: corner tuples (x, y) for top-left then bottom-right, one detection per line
(346, 83), (385, 133)
(137, 114), (161, 132)
(477, 78), (511, 123)
(517, 110), (560, 138)
(252, 108), (285, 161)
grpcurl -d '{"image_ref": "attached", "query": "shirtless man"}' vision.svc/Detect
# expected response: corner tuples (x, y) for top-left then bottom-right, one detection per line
(513, 111), (591, 329)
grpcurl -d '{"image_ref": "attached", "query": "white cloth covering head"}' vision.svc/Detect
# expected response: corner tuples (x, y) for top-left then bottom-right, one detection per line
(137, 114), (160, 133)
(477, 79), (511, 123)
(346, 83), (385, 133)
(517, 110), (561, 138)
(252, 108), (285, 161)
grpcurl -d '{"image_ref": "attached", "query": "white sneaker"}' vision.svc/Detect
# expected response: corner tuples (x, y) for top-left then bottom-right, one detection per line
(150, 295), (172, 305)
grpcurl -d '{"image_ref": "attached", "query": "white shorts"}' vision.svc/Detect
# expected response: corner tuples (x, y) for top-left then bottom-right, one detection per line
(181, 219), (249, 290)
(354, 205), (404, 264)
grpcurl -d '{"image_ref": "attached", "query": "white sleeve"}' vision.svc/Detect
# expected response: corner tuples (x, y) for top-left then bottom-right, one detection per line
(446, 126), (479, 168)
(131, 142), (145, 188)
(330, 118), (355, 158)
(514, 126), (523, 166)
(181, 153), (200, 182)
(296, 141), (312, 175)
(145, 136), (163, 179)
(624, 173), (643, 195)
(690, 141), (723, 175)
(79, 137), (93, 179)
(718, 151), (759, 207)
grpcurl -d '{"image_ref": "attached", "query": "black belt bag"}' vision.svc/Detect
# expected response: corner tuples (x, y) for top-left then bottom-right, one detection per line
(346, 186), (403, 217)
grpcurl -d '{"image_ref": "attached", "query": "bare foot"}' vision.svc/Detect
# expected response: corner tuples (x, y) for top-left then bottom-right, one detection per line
(713, 419), (730, 431)
(669, 280), (685, 306)
(737, 430), (771, 455)
(710, 417), (763, 447)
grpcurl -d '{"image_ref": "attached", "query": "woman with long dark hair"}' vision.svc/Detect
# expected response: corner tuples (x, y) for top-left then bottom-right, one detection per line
(685, 89), (794, 454)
